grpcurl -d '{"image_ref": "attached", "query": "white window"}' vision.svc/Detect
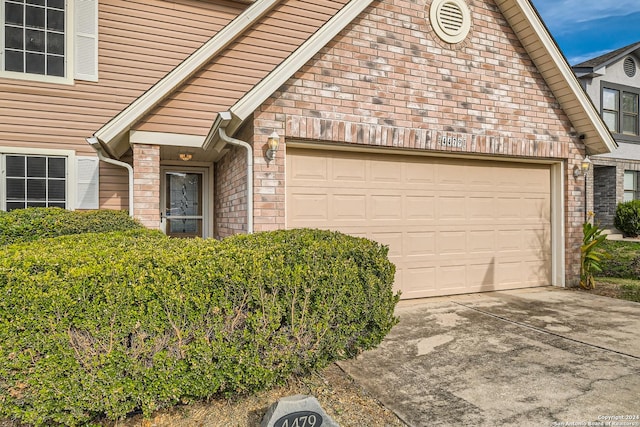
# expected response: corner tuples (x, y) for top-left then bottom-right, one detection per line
(624, 171), (640, 202)
(1, 148), (98, 212)
(602, 83), (640, 140)
(4, 154), (67, 210)
(1, 0), (98, 83)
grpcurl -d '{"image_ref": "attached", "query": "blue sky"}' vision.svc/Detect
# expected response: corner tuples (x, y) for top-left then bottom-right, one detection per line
(530, 0), (640, 65)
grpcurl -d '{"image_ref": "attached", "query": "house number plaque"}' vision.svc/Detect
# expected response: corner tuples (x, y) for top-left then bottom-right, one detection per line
(261, 395), (338, 427)
(439, 135), (467, 148)
(274, 411), (322, 427)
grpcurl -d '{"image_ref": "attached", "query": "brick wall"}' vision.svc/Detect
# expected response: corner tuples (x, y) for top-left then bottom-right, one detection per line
(214, 122), (254, 238)
(252, 0), (589, 285)
(593, 164), (616, 226)
(132, 143), (160, 229)
(591, 156), (640, 229)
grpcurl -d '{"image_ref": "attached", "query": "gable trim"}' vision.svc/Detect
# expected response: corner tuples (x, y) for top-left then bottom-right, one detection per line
(496, 0), (616, 155)
(227, 0), (375, 131)
(92, 0), (280, 156)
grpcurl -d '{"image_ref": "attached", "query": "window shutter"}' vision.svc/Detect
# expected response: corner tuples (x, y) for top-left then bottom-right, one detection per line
(76, 156), (100, 209)
(74, 0), (99, 82)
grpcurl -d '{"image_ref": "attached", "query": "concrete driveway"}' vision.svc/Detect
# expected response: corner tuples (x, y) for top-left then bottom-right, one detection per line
(338, 288), (640, 426)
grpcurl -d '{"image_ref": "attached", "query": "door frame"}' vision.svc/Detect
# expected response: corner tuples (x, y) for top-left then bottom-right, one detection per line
(160, 165), (213, 238)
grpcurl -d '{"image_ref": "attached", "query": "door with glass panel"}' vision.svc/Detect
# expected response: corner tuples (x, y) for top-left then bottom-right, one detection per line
(163, 171), (204, 238)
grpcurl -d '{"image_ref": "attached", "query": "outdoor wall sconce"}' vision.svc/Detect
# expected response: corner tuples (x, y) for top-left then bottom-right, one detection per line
(179, 152), (193, 161)
(573, 165), (581, 178)
(581, 156), (591, 176)
(266, 131), (280, 161)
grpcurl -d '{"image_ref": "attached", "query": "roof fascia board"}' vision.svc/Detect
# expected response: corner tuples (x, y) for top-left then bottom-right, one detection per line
(594, 44), (640, 69)
(501, 0), (616, 154)
(228, 0), (375, 130)
(93, 0), (280, 149)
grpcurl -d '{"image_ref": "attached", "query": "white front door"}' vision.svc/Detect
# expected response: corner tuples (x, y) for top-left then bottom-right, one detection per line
(162, 170), (205, 238)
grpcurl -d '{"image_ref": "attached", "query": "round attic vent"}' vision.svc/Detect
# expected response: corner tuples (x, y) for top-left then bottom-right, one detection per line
(624, 56), (636, 78)
(430, 0), (471, 44)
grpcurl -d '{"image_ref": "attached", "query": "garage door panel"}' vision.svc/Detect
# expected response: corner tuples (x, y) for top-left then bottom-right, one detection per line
(370, 159), (404, 184)
(468, 230), (496, 253)
(406, 232), (436, 256)
(333, 194), (367, 220)
(406, 196), (436, 220)
(333, 157), (366, 181)
(287, 148), (551, 299)
(371, 195), (403, 219)
(289, 154), (328, 181)
(405, 162), (436, 185)
(288, 192), (329, 223)
(438, 231), (467, 255)
(438, 196), (466, 220)
(438, 264), (468, 291)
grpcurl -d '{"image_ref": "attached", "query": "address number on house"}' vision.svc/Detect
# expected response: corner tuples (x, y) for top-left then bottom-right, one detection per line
(274, 411), (322, 427)
(439, 136), (467, 148)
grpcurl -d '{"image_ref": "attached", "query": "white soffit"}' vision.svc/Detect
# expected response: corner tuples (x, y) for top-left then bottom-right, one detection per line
(92, 0), (280, 157)
(495, 0), (616, 155)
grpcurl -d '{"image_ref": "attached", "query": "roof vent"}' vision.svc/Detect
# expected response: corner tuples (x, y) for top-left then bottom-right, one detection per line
(624, 57), (636, 78)
(430, 0), (471, 44)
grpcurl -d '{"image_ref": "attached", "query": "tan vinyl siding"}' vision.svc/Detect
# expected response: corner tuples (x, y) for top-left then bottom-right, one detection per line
(134, 0), (349, 137)
(99, 160), (129, 210)
(0, 0), (244, 206)
(0, 0), (242, 155)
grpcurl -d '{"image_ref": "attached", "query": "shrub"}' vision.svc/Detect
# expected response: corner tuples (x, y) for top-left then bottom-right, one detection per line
(0, 228), (398, 426)
(0, 207), (143, 246)
(614, 200), (640, 237)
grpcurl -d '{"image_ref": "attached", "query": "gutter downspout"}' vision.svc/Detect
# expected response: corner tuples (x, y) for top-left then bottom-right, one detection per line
(86, 136), (134, 217)
(217, 111), (253, 234)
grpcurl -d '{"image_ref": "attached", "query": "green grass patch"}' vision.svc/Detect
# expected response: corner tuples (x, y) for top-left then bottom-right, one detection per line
(599, 239), (640, 279)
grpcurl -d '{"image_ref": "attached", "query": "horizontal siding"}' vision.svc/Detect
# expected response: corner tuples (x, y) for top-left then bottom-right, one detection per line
(99, 158), (130, 211)
(135, 0), (349, 136)
(0, 0), (243, 157)
(0, 0), (243, 205)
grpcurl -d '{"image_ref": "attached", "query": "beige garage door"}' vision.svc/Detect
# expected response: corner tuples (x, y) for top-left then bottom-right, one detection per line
(286, 148), (552, 299)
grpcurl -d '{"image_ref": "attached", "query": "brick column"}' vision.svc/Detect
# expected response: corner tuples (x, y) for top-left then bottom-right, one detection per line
(132, 143), (161, 229)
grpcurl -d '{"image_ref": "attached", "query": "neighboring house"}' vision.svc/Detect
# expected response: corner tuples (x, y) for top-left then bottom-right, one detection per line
(573, 42), (640, 227)
(0, 0), (615, 298)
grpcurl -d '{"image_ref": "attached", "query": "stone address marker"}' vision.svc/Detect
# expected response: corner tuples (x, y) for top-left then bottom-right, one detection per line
(261, 395), (339, 427)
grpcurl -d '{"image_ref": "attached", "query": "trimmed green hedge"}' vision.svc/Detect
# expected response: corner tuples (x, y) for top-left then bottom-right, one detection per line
(0, 228), (398, 426)
(0, 207), (143, 246)
(614, 200), (640, 238)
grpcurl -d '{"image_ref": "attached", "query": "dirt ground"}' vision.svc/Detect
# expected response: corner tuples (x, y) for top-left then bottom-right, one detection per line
(569, 280), (624, 299)
(101, 363), (406, 427)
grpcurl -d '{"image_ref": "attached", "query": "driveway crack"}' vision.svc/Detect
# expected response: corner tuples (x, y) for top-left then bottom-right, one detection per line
(453, 302), (640, 361)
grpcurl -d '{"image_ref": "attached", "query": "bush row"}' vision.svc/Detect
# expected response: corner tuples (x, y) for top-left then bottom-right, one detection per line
(0, 207), (143, 246)
(0, 227), (398, 426)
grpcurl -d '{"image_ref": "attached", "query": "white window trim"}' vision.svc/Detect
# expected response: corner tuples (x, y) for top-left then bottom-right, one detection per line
(0, 146), (76, 211)
(0, 0), (75, 85)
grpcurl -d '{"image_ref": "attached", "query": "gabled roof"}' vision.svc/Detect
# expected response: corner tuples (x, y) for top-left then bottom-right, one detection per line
(494, 0), (616, 155)
(92, 0), (616, 158)
(573, 41), (640, 69)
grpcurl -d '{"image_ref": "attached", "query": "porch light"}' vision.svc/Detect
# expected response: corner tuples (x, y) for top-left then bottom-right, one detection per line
(266, 131), (280, 161)
(179, 152), (193, 162)
(580, 156), (591, 175)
